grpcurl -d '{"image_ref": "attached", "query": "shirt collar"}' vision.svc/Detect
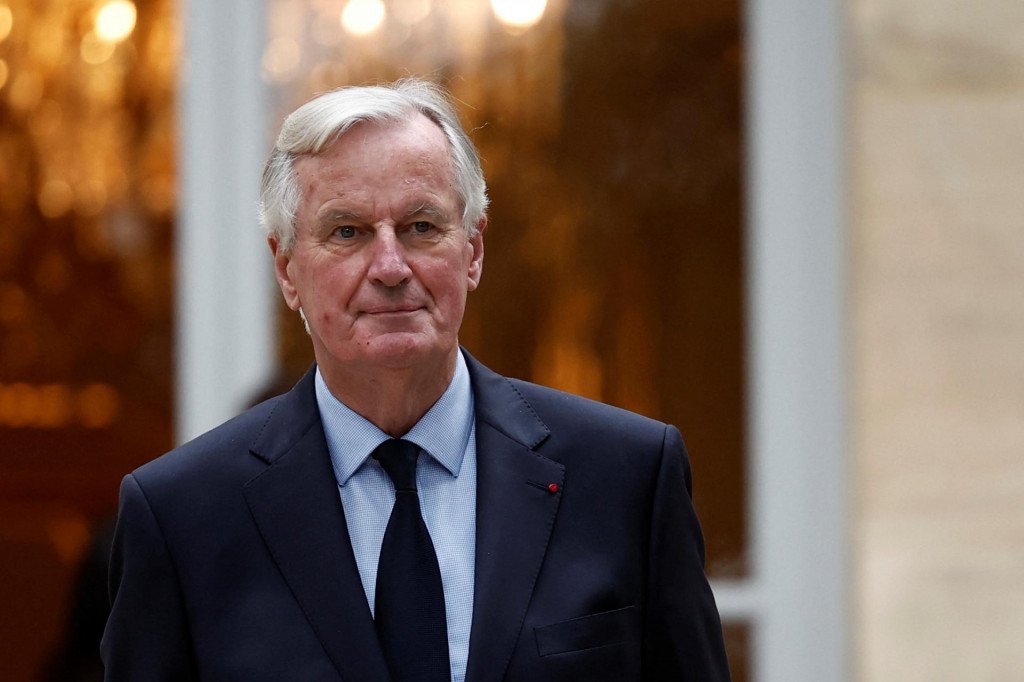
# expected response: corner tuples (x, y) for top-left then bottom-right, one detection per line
(315, 350), (475, 487)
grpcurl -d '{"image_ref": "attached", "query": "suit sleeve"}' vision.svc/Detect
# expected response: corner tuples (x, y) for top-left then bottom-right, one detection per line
(643, 425), (732, 681)
(101, 474), (199, 681)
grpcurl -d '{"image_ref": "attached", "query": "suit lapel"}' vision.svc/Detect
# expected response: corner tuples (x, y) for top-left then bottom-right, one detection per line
(463, 353), (564, 682)
(242, 369), (390, 682)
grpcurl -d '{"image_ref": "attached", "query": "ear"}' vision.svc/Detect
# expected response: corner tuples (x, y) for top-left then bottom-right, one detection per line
(466, 216), (486, 292)
(269, 237), (302, 311)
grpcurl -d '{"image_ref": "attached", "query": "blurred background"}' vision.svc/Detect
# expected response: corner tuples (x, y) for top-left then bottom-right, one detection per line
(0, 0), (1020, 680)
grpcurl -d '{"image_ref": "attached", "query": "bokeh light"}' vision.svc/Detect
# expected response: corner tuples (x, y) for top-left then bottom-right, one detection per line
(490, 0), (546, 29)
(341, 0), (386, 36)
(95, 0), (137, 43)
(0, 5), (13, 43)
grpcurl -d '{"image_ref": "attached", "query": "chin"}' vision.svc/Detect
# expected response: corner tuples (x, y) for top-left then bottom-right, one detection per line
(357, 332), (450, 369)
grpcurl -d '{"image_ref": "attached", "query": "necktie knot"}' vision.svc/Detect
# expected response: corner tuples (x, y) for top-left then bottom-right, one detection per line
(372, 438), (420, 492)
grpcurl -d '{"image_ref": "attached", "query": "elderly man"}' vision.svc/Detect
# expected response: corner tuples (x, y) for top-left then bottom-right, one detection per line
(101, 79), (730, 681)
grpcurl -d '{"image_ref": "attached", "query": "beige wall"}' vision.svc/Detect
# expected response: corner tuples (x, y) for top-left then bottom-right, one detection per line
(850, 0), (1024, 679)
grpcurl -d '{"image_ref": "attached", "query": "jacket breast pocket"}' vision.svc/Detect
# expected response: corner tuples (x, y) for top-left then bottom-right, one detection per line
(533, 605), (637, 657)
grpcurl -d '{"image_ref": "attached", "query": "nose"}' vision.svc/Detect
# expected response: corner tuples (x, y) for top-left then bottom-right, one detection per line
(367, 228), (412, 287)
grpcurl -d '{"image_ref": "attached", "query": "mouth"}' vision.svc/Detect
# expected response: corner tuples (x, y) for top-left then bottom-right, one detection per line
(362, 306), (423, 316)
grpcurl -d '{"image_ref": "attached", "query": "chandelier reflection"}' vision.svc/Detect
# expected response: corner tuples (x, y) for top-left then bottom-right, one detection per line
(0, 0), (176, 428)
(95, 0), (137, 43)
(490, 0), (547, 30)
(263, 0), (552, 89)
(341, 0), (387, 36)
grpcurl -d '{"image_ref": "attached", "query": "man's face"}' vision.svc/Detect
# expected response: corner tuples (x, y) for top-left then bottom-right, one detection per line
(271, 114), (485, 378)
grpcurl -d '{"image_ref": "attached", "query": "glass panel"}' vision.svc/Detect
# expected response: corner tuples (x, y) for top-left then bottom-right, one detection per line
(270, 0), (747, 578)
(0, 0), (177, 677)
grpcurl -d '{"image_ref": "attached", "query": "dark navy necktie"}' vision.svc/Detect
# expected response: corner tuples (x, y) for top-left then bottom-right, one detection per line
(372, 438), (450, 682)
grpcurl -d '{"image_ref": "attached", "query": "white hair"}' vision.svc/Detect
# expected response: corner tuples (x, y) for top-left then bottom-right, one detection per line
(259, 79), (488, 251)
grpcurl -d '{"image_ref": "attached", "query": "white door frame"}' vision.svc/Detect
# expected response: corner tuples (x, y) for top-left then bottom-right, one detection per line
(710, 0), (848, 680)
(175, 0), (276, 443)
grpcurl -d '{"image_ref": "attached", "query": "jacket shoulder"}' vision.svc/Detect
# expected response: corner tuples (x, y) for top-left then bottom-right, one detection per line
(131, 394), (283, 491)
(505, 377), (671, 448)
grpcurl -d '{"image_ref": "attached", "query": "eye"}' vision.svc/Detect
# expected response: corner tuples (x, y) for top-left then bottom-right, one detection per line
(411, 221), (433, 234)
(333, 226), (357, 239)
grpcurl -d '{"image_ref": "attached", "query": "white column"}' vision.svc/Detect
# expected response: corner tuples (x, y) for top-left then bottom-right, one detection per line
(744, 0), (848, 679)
(175, 0), (275, 444)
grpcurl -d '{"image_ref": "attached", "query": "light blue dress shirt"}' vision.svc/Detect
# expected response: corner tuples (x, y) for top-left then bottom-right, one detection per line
(314, 351), (477, 682)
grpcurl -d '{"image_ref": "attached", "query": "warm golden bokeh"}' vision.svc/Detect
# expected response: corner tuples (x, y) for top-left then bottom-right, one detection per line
(94, 0), (136, 43)
(0, 5), (12, 43)
(341, 0), (386, 36)
(0, 0), (176, 678)
(490, 0), (547, 30)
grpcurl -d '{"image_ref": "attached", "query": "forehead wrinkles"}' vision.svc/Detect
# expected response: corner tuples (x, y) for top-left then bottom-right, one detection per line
(297, 119), (458, 213)
(358, 122), (457, 193)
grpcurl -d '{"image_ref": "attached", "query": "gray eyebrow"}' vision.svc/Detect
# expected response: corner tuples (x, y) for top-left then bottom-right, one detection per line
(314, 203), (451, 229)
(315, 209), (363, 230)
(404, 202), (450, 222)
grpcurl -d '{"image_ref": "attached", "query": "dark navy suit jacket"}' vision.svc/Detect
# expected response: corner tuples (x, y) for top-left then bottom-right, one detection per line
(101, 352), (730, 681)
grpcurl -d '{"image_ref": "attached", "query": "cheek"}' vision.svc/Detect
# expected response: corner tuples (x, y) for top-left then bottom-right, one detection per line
(424, 265), (467, 300)
(434, 281), (471, 324)
(309, 261), (362, 303)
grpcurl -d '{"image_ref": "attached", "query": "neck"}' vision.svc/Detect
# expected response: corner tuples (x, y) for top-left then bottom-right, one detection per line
(317, 349), (458, 437)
